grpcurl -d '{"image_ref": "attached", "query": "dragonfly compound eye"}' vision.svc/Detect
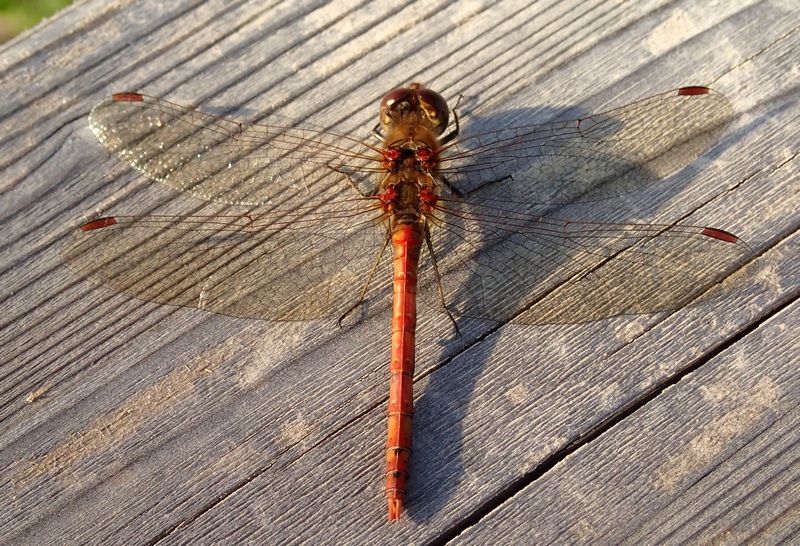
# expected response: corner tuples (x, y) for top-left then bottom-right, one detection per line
(379, 87), (414, 128)
(415, 88), (449, 136)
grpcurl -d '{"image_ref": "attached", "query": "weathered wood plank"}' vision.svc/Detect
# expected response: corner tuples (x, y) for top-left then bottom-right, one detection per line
(1, 0), (797, 544)
(453, 246), (800, 544)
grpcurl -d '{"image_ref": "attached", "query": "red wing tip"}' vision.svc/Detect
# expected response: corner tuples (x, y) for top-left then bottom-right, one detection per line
(677, 86), (711, 96)
(111, 92), (144, 102)
(81, 217), (117, 231)
(702, 227), (739, 243)
(388, 499), (402, 521)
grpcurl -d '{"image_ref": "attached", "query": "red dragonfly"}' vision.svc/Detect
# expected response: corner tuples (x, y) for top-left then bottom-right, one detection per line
(63, 83), (753, 520)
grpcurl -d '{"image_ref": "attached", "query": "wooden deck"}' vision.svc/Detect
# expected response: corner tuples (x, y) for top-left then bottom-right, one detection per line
(2, 0), (798, 544)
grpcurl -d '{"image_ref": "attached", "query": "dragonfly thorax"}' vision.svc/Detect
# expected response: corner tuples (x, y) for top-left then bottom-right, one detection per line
(379, 180), (438, 229)
(382, 141), (437, 174)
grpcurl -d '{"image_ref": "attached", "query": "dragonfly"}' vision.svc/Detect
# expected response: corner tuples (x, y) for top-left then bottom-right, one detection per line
(63, 83), (754, 521)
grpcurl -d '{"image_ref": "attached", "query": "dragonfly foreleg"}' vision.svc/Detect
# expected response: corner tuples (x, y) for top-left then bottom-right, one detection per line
(370, 122), (384, 143)
(439, 93), (462, 145)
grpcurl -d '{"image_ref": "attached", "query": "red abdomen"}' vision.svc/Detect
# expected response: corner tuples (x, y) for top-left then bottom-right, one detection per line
(386, 223), (422, 521)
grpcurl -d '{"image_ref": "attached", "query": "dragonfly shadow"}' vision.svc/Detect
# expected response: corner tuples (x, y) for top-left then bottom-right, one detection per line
(407, 318), (498, 521)
(405, 89), (747, 519)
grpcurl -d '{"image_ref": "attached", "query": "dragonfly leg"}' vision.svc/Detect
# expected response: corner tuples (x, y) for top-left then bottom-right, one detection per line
(337, 229), (392, 329)
(439, 173), (465, 198)
(423, 222), (461, 339)
(439, 93), (462, 145)
(325, 160), (375, 198)
(370, 121), (384, 142)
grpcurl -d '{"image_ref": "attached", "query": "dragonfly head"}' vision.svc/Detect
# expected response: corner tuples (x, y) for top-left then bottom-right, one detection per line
(379, 83), (449, 137)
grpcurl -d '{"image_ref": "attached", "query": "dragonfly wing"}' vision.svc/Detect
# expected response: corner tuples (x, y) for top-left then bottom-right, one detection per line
(424, 199), (755, 324)
(439, 88), (732, 204)
(62, 199), (390, 321)
(89, 94), (381, 206)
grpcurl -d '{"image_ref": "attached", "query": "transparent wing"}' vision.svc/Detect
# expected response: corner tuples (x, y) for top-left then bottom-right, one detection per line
(62, 198), (391, 321)
(89, 93), (382, 206)
(439, 87), (732, 204)
(423, 197), (755, 324)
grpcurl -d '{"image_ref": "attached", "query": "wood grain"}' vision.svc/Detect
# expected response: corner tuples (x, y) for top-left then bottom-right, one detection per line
(1, 0), (798, 543)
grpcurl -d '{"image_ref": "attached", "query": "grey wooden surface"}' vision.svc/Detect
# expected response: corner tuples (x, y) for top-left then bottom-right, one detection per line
(1, 0), (798, 544)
